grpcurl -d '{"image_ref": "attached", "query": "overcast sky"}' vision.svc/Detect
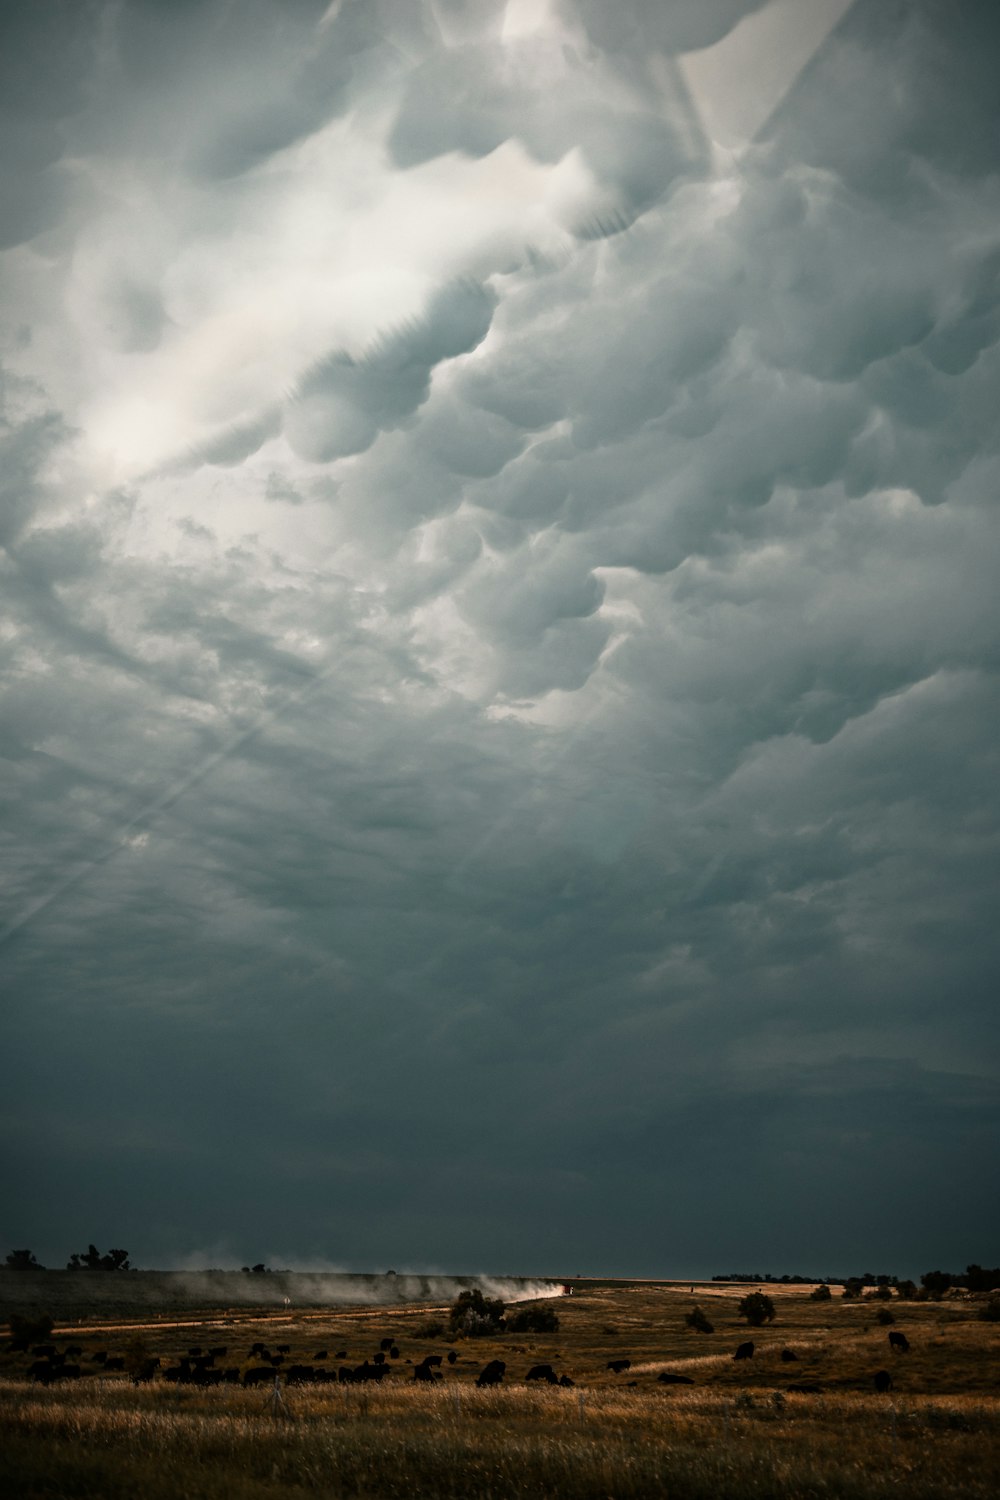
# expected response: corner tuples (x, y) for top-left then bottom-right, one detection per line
(1, 0), (998, 1280)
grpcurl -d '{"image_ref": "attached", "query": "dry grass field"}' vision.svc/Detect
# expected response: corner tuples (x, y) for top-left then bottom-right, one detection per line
(2, 1279), (997, 1498)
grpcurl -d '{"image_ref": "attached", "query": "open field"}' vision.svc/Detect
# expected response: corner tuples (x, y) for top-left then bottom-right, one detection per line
(2, 1279), (998, 1498)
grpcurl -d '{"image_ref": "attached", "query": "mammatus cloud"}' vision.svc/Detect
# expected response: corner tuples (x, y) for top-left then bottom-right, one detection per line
(0, 0), (998, 1277)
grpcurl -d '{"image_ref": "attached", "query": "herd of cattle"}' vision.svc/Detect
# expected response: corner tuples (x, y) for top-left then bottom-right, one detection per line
(10, 1328), (913, 1395)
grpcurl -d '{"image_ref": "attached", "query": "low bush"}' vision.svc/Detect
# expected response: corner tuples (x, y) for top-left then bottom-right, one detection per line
(684, 1306), (714, 1333)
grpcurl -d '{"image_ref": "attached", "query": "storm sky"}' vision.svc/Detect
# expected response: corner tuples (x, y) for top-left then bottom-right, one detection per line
(1, 0), (998, 1279)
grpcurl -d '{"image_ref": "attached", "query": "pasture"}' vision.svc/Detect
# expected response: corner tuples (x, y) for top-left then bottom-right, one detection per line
(2, 1278), (997, 1498)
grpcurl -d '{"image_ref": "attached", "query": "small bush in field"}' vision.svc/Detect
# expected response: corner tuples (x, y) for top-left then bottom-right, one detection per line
(506, 1304), (559, 1334)
(875, 1307), (895, 1325)
(685, 1305), (714, 1333)
(449, 1288), (506, 1336)
(809, 1284), (832, 1302)
(738, 1292), (776, 1326)
(979, 1295), (1000, 1322)
(8, 1313), (54, 1345)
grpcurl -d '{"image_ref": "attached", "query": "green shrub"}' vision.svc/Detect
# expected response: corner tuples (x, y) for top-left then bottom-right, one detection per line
(684, 1305), (714, 1333)
(449, 1288), (506, 1336)
(809, 1284), (832, 1301)
(737, 1292), (775, 1326)
(506, 1304), (559, 1334)
(8, 1312), (54, 1345)
(978, 1295), (1000, 1323)
(875, 1307), (895, 1325)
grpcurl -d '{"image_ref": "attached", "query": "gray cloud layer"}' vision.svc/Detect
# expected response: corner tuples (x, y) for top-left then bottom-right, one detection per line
(1, 0), (998, 1277)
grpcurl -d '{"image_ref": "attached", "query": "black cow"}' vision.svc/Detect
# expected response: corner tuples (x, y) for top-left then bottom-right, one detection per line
(209, 1347), (227, 1360)
(559, 1374), (575, 1387)
(446, 1350), (458, 1364)
(526, 1363), (558, 1384)
(335, 1351), (347, 1361)
(888, 1331), (910, 1353)
(188, 1347), (202, 1357)
(874, 1370), (893, 1393)
(390, 1346), (400, 1358)
(285, 1365), (315, 1385)
(92, 1351), (108, 1364)
(423, 1353), (443, 1368)
(607, 1359), (631, 1374)
(380, 1338), (394, 1351)
(276, 1344), (291, 1355)
(413, 1361), (441, 1382)
(244, 1367), (278, 1387)
(476, 1359), (506, 1387)
(33, 1346), (56, 1358)
(353, 1360), (388, 1382)
(780, 1349), (798, 1362)
(314, 1349), (329, 1361)
(66, 1346), (83, 1358)
(104, 1356), (125, 1372)
(373, 1351), (385, 1365)
(733, 1342), (754, 1361)
(657, 1372), (695, 1385)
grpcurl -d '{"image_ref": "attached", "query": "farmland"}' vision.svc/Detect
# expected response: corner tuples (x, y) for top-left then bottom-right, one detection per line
(2, 1277), (997, 1498)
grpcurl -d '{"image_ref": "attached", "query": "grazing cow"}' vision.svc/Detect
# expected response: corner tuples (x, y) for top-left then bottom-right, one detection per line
(888, 1331), (910, 1353)
(780, 1349), (798, 1362)
(131, 1358), (160, 1385)
(733, 1342), (754, 1362)
(338, 1367), (355, 1383)
(476, 1359), (506, 1387)
(92, 1351), (108, 1364)
(244, 1367), (278, 1388)
(188, 1347), (203, 1357)
(29, 1360), (56, 1384)
(526, 1363), (558, 1384)
(335, 1350), (347, 1361)
(276, 1344), (290, 1355)
(66, 1346), (83, 1358)
(657, 1372), (695, 1385)
(607, 1359), (631, 1374)
(423, 1354), (443, 1368)
(33, 1346), (56, 1358)
(447, 1350), (458, 1365)
(285, 1365), (315, 1385)
(874, 1370), (893, 1393)
(412, 1361), (441, 1382)
(314, 1350), (329, 1361)
(788, 1383), (822, 1394)
(209, 1347), (227, 1360)
(104, 1356), (125, 1371)
(373, 1351), (385, 1365)
(353, 1360), (388, 1383)
(559, 1375), (575, 1388)
(390, 1346), (400, 1358)
(250, 1343), (269, 1358)
(222, 1369), (240, 1383)
(380, 1338), (394, 1351)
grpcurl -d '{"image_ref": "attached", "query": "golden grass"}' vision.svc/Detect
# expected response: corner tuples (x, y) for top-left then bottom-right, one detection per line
(2, 1283), (998, 1498)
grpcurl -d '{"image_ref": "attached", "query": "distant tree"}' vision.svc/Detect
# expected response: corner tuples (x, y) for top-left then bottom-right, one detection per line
(684, 1305), (714, 1333)
(896, 1280), (917, 1300)
(67, 1244), (130, 1271)
(921, 1270), (952, 1299)
(738, 1292), (776, 1327)
(506, 1304), (559, 1334)
(250, 1263), (270, 1275)
(842, 1278), (863, 1299)
(809, 1284), (832, 1302)
(966, 1265), (1000, 1293)
(5, 1249), (44, 1271)
(449, 1288), (506, 1336)
(875, 1306), (895, 1325)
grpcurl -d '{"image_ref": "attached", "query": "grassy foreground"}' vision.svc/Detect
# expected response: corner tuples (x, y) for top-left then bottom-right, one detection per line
(2, 1281), (997, 1498)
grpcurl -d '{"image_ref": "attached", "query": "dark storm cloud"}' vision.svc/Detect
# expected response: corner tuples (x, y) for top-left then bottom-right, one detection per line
(1, 0), (998, 1276)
